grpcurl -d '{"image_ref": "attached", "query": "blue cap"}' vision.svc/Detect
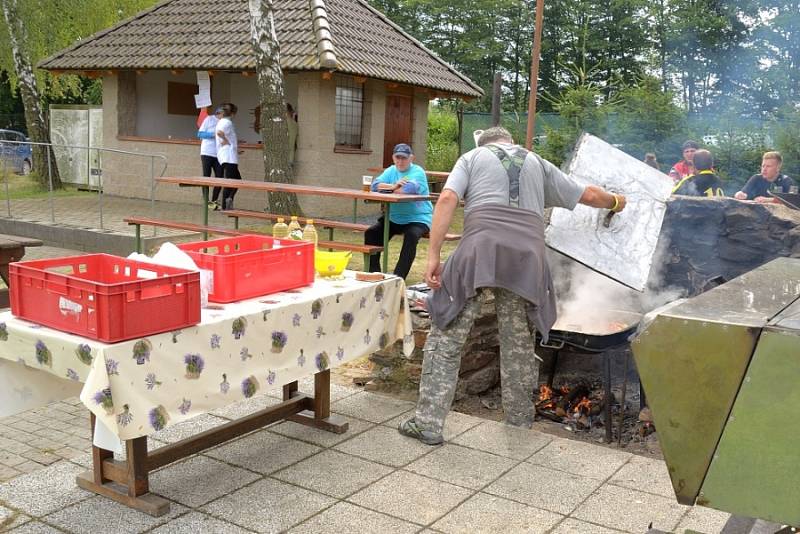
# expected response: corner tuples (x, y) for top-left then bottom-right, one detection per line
(393, 143), (413, 157)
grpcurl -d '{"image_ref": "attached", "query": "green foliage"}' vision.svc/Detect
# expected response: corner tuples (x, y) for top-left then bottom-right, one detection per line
(426, 107), (459, 171)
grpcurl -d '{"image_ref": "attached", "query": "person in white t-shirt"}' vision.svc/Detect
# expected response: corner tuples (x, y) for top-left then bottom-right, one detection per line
(197, 106), (223, 209)
(215, 102), (241, 211)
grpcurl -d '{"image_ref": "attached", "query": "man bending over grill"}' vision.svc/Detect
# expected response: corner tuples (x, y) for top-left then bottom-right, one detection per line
(398, 126), (627, 445)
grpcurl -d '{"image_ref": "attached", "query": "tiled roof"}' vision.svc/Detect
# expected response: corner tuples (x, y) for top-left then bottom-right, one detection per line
(38, 0), (482, 97)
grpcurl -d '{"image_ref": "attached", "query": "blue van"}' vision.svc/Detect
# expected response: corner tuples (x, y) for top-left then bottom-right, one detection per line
(0, 129), (32, 175)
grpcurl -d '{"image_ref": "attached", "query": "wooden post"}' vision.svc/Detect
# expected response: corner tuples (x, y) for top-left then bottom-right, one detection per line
(491, 72), (502, 127)
(525, 0), (545, 150)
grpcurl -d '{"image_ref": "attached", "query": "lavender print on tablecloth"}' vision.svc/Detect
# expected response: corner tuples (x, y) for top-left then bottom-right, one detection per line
(117, 405), (133, 427)
(75, 343), (92, 365)
(341, 312), (355, 332)
(271, 331), (288, 353)
(132, 339), (152, 365)
(232, 317), (247, 339)
(184, 353), (205, 379)
(315, 352), (329, 371)
(145, 373), (162, 390)
(105, 358), (119, 376)
(149, 405), (169, 431)
(311, 299), (323, 319)
(242, 375), (260, 398)
(93, 388), (113, 415)
(35, 340), (52, 367)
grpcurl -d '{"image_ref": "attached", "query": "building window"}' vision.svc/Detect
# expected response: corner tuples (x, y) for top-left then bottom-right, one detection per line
(335, 78), (364, 148)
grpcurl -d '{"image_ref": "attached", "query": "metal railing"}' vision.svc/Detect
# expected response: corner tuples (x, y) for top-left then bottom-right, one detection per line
(0, 139), (168, 230)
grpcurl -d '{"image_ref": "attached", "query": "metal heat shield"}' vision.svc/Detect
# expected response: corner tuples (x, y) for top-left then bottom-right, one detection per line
(545, 133), (673, 291)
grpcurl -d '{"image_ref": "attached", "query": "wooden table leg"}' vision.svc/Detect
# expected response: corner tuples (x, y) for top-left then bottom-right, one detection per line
(76, 414), (170, 517)
(288, 369), (349, 433)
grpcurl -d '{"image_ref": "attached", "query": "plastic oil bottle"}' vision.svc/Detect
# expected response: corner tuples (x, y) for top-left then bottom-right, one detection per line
(302, 219), (318, 247)
(287, 216), (303, 240)
(272, 217), (289, 239)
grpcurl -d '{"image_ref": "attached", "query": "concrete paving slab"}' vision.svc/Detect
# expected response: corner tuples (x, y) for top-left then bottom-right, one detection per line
(292, 377), (362, 402)
(268, 415), (374, 448)
(334, 425), (434, 467)
(572, 484), (688, 533)
(150, 414), (230, 444)
(609, 455), (675, 498)
(272, 449), (392, 498)
(431, 492), (563, 534)
(331, 391), (416, 423)
(0, 461), (88, 516)
(406, 443), (517, 490)
(149, 455), (261, 508)
(347, 470), (473, 525)
(209, 392), (282, 420)
(204, 430), (321, 474)
(675, 506), (731, 534)
(288, 502), (419, 534)
(1, 505), (30, 531)
(201, 478), (336, 533)
(549, 518), (626, 533)
(485, 462), (602, 515)
(527, 438), (632, 480)
(383, 410), (484, 442)
(6, 521), (63, 533)
(150, 511), (254, 534)
(43, 495), (186, 534)
(451, 421), (552, 460)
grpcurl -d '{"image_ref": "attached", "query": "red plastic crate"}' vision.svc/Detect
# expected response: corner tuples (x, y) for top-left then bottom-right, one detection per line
(178, 235), (314, 303)
(9, 254), (200, 343)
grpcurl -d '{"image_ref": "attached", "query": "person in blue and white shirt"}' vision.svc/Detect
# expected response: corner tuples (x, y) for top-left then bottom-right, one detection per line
(197, 106), (223, 209)
(364, 143), (433, 279)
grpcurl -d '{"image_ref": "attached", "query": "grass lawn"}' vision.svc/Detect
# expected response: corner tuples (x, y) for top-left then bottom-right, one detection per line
(0, 171), (94, 200)
(246, 209), (464, 286)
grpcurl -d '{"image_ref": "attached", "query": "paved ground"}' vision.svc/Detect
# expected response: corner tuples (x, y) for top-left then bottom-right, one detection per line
(0, 197), (735, 533)
(0, 385), (730, 534)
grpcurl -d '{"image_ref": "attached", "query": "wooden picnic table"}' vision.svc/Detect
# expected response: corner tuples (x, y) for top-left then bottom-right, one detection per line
(0, 233), (43, 308)
(156, 176), (430, 273)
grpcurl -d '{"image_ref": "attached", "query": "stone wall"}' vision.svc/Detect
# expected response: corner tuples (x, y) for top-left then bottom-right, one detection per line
(371, 197), (800, 395)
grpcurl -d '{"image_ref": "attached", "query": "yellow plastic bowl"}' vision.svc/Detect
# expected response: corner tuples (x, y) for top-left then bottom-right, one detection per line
(314, 249), (352, 277)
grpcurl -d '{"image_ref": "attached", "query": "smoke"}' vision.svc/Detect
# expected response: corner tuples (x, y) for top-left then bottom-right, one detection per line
(548, 233), (685, 334)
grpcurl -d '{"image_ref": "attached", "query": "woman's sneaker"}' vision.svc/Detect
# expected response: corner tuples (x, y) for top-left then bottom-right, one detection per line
(398, 417), (443, 445)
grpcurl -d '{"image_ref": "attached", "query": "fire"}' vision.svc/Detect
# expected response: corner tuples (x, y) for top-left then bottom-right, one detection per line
(573, 396), (592, 415)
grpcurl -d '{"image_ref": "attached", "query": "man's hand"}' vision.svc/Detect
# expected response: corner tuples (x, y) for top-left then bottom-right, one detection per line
(424, 254), (443, 289)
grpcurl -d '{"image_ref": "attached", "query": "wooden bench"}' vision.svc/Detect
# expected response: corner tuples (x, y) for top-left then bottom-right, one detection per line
(224, 209), (462, 241)
(124, 217), (241, 253)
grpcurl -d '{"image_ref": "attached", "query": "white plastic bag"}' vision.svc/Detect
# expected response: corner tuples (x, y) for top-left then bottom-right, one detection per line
(128, 242), (211, 307)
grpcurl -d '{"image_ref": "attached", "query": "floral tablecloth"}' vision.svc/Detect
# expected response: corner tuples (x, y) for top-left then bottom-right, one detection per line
(0, 271), (413, 440)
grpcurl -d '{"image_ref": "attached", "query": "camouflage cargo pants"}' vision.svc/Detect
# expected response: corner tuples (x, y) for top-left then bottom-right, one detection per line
(415, 287), (540, 435)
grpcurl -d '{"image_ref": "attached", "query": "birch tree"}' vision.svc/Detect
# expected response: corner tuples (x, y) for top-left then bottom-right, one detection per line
(0, 0), (61, 187)
(248, 0), (302, 215)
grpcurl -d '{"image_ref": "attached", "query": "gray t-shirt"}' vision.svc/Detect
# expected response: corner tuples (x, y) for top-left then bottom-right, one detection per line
(444, 143), (585, 216)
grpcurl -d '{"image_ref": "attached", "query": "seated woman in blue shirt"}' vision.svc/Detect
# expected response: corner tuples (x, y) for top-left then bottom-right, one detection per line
(365, 143), (433, 279)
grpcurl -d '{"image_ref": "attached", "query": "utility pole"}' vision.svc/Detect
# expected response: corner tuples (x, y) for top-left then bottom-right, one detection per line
(525, 0), (545, 150)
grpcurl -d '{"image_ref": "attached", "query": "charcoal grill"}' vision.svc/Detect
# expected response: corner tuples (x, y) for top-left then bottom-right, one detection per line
(538, 309), (642, 442)
(632, 257), (800, 526)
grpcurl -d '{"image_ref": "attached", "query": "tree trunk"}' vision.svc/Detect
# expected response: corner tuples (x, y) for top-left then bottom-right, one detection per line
(0, 0), (62, 189)
(247, 0), (302, 216)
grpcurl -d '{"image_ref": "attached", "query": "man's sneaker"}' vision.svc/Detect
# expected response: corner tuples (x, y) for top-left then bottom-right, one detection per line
(398, 417), (443, 445)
